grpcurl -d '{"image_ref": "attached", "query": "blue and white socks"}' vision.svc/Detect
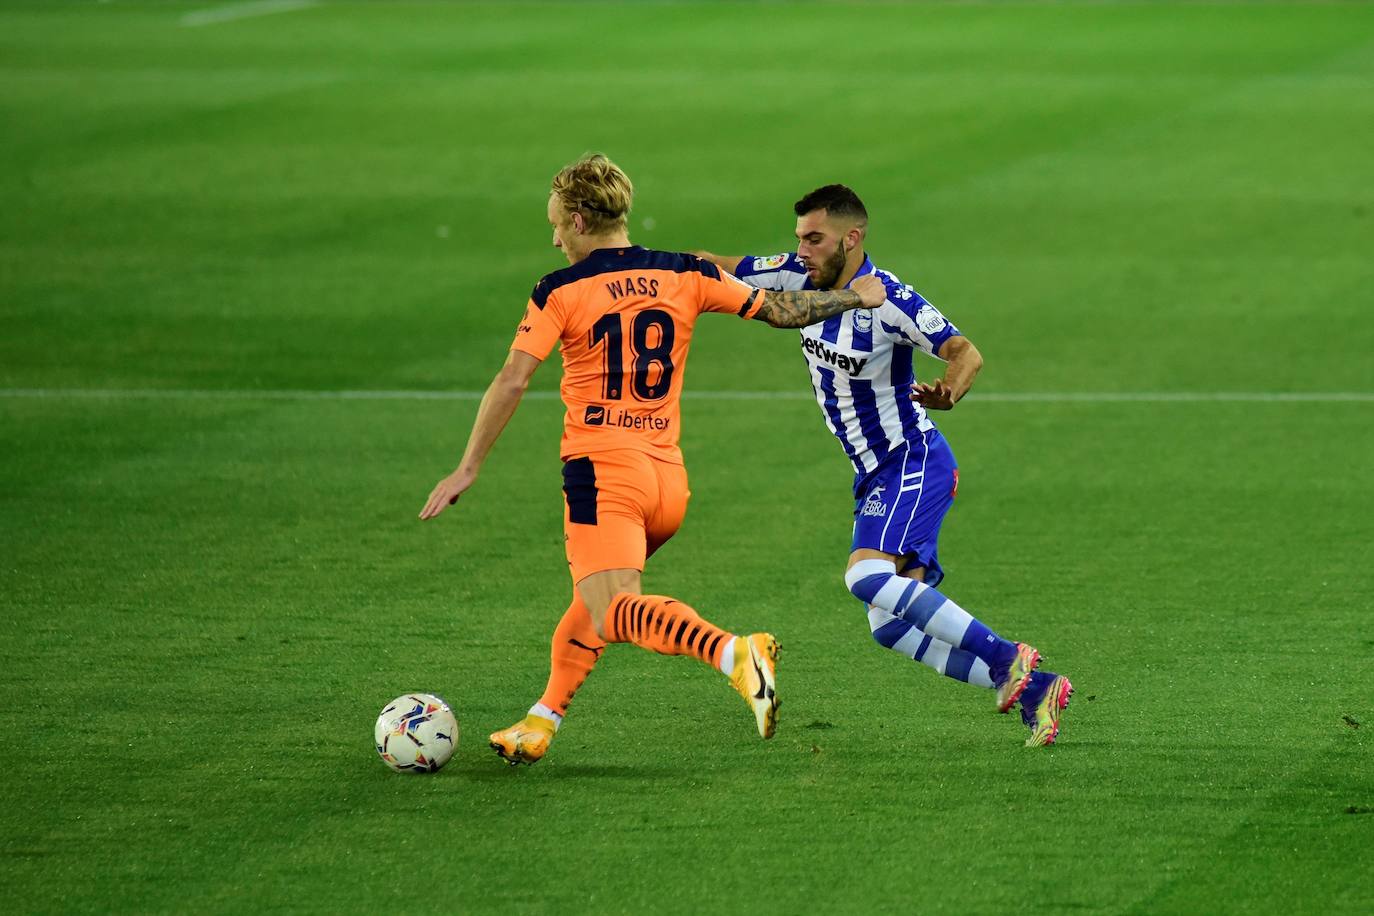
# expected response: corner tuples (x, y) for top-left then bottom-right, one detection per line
(867, 606), (994, 687)
(846, 558), (1018, 683)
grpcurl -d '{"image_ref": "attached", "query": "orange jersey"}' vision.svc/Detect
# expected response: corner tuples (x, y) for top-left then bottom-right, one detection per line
(511, 246), (763, 462)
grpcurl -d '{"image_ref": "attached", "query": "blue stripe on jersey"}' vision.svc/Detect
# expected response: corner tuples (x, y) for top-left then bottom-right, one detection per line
(814, 367), (860, 463)
(819, 315), (842, 344)
(891, 344), (919, 432)
(851, 316), (873, 352)
(848, 378), (891, 465)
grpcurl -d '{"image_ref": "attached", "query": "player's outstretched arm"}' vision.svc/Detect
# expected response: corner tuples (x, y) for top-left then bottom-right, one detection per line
(692, 251), (744, 276)
(419, 349), (541, 520)
(914, 336), (984, 410)
(752, 274), (887, 329)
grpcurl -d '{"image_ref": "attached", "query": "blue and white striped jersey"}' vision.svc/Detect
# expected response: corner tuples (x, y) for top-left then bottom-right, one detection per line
(734, 252), (961, 477)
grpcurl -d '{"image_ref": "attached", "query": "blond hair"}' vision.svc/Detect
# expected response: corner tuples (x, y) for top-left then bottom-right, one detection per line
(550, 153), (633, 235)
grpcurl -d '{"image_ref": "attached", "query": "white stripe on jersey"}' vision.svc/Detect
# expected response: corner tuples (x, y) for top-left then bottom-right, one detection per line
(808, 363), (862, 455)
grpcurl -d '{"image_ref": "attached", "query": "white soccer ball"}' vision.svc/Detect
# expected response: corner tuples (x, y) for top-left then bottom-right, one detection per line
(374, 693), (459, 773)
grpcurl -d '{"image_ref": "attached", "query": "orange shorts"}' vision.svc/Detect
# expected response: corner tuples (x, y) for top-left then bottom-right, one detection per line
(560, 449), (690, 584)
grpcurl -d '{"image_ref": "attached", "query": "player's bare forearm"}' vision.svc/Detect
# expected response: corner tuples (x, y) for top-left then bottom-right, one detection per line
(455, 365), (529, 474)
(940, 336), (983, 403)
(419, 350), (540, 520)
(753, 276), (886, 329)
(753, 289), (861, 328)
(915, 336), (983, 411)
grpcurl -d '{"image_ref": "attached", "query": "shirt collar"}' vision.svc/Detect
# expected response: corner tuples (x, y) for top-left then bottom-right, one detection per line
(846, 255), (876, 286)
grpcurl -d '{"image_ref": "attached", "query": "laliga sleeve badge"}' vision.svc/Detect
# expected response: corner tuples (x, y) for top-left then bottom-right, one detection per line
(753, 254), (789, 271)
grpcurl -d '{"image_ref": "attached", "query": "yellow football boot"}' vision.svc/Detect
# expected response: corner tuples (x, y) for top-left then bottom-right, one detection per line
(729, 633), (780, 739)
(488, 713), (557, 766)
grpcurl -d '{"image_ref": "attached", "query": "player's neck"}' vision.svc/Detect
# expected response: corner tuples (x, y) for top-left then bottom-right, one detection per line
(831, 248), (867, 291)
(570, 231), (633, 263)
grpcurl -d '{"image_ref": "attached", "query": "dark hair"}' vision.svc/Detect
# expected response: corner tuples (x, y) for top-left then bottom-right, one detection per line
(793, 184), (868, 222)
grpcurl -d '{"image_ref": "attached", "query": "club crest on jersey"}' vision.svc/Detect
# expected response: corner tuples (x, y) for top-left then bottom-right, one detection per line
(753, 254), (788, 271)
(915, 305), (946, 335)
(852, 309), (873, 332)
(861, 485), (887, 517)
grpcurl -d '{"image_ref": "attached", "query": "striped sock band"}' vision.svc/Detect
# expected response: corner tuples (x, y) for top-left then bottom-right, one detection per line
(867, 606), (995, 688)
(604, 593), (732, 670)
(846, 559), (1015, 668)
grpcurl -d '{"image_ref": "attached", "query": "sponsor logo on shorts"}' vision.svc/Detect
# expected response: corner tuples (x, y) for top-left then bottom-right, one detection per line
(861, 485), (887, 517)
(583, 404), (671, 432)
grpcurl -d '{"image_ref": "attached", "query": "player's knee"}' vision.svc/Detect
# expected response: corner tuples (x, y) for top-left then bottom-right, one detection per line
(845, 558), (896, 604)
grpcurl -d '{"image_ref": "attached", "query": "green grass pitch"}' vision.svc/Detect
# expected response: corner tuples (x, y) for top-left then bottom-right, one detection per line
(3, 1), (1373, 912)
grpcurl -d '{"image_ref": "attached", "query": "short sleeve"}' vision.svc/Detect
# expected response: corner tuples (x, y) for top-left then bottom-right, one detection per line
(697, 263), (765, 320)
(876, 284), (961, 357)
(510, 285), (563, 360)
(733, 252), (808, 292)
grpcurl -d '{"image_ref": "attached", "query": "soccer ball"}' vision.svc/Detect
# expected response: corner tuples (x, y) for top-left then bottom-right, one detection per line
(374, 693), (459, 773)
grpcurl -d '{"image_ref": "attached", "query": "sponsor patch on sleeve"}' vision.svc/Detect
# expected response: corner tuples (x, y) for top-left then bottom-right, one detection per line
(915, 305), (948, 335)
(753, 253), (789, 271)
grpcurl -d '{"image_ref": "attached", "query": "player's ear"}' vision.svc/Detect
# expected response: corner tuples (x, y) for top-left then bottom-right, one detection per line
(571, 210), (587, 234)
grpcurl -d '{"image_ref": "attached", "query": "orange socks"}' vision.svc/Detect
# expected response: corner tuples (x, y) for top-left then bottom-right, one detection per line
(604, 593), (733, 670)
(536, 593), (735, 720)
(536, 595), (605, 717)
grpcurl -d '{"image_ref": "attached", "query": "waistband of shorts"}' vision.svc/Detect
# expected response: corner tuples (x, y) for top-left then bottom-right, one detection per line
(851, 429), (946, 494)
(560, 445), (685, 466)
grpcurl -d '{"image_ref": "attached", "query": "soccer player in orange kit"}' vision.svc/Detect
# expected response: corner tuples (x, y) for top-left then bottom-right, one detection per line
(419, 154), (886, 765)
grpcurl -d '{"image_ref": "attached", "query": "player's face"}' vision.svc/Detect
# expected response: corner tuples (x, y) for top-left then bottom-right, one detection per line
(795, 210), (849, 289)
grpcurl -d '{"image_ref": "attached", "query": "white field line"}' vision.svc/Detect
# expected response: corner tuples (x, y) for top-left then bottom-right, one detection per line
(1, 389), (1372, 404)
(180, 0), (320, 28)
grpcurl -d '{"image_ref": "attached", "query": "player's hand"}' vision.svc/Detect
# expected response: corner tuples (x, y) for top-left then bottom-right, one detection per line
(852, 275), (887, 309)
(419, 468), (476, 520)
(912, 378), (956, 410)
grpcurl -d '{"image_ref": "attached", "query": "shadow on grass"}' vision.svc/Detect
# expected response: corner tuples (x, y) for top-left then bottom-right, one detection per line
(456, 760), (685, 781)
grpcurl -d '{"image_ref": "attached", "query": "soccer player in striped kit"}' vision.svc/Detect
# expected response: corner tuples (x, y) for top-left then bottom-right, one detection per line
(697, 185), (1072, 747)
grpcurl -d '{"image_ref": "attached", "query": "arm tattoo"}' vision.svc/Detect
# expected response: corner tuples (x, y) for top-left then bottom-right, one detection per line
(753, 289), (863, 328)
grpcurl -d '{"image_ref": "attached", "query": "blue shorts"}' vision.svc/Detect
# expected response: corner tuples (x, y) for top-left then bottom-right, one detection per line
(851, 429), (958, 587)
